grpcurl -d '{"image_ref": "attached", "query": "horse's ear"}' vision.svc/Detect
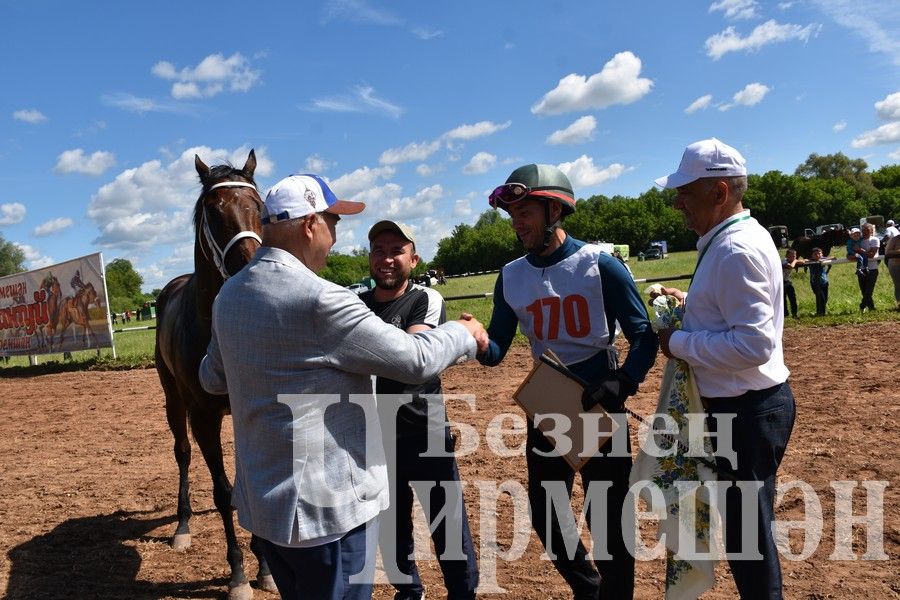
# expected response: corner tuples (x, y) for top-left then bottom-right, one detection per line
(243, 149), (257, 178)
(195, 154), (210, 180)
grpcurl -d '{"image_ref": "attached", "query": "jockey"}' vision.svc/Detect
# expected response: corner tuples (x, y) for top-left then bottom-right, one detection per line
(71, 269), (85, 292)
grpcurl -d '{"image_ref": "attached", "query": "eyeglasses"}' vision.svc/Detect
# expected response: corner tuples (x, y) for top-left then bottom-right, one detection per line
(488, 183), (531, 208)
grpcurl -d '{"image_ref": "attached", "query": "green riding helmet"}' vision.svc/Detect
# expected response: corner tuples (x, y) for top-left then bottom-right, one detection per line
(488, 164), (576, 216)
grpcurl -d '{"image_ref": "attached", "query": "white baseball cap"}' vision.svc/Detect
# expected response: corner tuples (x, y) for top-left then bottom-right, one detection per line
(655, 138), (748, 189)
(888, 219), (896, 226)
(263, 174), (364, 224)
(849, 227), (861, 235)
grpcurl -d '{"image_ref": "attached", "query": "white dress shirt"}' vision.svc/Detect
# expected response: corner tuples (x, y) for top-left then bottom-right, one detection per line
(669, 210), (790, 398)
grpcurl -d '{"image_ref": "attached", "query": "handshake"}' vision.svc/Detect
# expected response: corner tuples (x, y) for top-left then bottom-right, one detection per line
(456, 313), (490, 354)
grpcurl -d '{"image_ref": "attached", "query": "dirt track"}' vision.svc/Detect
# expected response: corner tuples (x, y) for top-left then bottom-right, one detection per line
(0, 322), (897, 599)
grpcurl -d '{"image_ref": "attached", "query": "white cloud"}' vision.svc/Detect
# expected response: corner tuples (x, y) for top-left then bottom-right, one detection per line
(875, 92), (900, 121)
(12, 109), (47, 124)
(55, 149), (116, 176)
(462, 152), (497, 175)
(0, 203), (26, 225)
(319, 0), (440, 42)
(556, 156), (627, 189)
(408, 216), (452, 261)
(379, 140), (441, 165)
(685, 94), (714, 114)
(833, 120), (847, 132)
(443, 120), (511, 141)
(309, 86), (403, 119)
(33, 217), (74, 237)
(810, 0), (900, 65)
(152, 52), (261, 99)
(719, 82), (771, 110)
(347, 182), (403, 207)
(705, 20), (820, 60)
(454, 199), (473, 218)
(416, 164), (435, 177)
(320, 0), (402, 25)
(411, 26), (443, 40)
(86, 145), (272, 250)
(383, 184), (443, 219)
(102, 93), (192, 115)
(779, 1), (795, 9)
(305, 154), (333, 173)
(851, 121), (900, 147)
(546, 116), (597, 145)
(14, 243), (54, 270)
(710, 0), (759, 20)
(328, 165), (396, 198)
(531, 51), (653, 115)
(889, 148), (900, 160)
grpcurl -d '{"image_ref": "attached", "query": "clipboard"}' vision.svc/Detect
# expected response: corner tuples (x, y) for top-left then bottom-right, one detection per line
(512, 350), (619, 471)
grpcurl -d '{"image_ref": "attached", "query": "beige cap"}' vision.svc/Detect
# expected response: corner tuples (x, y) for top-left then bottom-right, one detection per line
(367, 220), (416, 246)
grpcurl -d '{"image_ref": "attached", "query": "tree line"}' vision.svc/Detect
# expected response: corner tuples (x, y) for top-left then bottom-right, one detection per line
(0, 153), (897, 287)
(433, 153), (900, 275)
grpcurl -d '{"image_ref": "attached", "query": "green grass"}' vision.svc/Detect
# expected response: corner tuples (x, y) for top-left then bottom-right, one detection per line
(3, 253), (896, 374)
(0, 322), (156, 373)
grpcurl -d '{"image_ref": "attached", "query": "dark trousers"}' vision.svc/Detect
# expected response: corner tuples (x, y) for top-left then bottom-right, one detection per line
(705, 382), (796, 600)
(381, 430), (479, 600)
(525, 420), (634, 600)
(258, 521), (375, 600)
(782, 282), (797, 317)
(857, 269), (879, 310)
(810, 281), (828, 315)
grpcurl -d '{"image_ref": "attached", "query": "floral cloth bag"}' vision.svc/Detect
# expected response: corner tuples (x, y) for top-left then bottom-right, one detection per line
(630, 286), (718, 599)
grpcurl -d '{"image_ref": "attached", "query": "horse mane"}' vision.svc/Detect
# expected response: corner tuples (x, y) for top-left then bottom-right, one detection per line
(191, 163), (258, 236)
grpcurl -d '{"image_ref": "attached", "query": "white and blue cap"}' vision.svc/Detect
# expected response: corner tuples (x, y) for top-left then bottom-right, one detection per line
(263, 174), (365, 224)
(655, 138), (747, 189)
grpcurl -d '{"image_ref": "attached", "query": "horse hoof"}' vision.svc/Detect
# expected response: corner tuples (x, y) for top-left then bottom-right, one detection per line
(172, 533), (191, 550)
(228, 582), (253, 600)
(257, 574), (278, 593)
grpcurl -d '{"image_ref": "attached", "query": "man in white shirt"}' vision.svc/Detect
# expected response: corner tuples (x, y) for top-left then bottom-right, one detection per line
(857, 222), (882, 312)
(653, 138), (796, 599)
(884, 219), (899, 240)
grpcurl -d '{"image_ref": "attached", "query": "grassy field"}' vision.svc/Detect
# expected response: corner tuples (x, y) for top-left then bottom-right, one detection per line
(440, 249), (900, 329)
(2, 249), (896, 372)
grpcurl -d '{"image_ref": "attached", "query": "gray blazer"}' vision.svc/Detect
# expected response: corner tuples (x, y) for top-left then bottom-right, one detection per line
(199, 247), (475, 544)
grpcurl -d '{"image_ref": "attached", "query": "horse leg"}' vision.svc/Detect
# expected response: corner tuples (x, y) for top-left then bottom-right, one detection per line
(190, 409), (252, 600)
(249, 534), (277, 592)
(161, 373), (193, 550)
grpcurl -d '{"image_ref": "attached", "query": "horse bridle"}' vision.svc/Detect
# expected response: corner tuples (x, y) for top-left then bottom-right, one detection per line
(200, 181), (263, 280)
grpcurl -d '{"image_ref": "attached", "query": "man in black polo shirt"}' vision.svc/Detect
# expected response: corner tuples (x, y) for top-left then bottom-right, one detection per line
(361, 220), (478, 600)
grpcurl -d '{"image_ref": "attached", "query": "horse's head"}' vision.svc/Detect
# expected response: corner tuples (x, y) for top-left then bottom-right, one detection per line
(193, 150), (263, 281)
(82, 282), (98, 306)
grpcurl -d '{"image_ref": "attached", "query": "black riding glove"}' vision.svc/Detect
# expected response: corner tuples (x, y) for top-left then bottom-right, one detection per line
(581, 370), (638, 413)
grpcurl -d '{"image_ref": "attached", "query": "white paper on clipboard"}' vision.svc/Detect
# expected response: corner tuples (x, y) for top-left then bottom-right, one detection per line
(512, 350), (619, 471)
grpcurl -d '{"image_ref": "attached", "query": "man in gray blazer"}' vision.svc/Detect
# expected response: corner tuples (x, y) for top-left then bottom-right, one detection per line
(199, 174), (488, 600)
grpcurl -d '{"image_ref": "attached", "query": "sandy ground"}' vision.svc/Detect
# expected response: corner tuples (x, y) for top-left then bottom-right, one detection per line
(0, 322), (897, 599)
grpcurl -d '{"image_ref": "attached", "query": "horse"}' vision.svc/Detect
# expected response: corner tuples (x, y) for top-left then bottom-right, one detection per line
(154, 151), (273, 599)
(55, 282), (100, 348)
(791, 227), (848, 259)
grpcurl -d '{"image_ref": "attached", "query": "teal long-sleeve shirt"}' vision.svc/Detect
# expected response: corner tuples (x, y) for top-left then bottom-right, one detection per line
(477, 236), (658, 385)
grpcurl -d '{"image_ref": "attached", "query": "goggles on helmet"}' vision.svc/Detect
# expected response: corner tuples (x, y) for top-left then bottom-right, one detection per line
(488, 183), (530, 208)
(488, 183), (575, 212)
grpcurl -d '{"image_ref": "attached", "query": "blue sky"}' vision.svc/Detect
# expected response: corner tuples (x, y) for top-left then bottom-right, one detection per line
(2, 0), (898, 292)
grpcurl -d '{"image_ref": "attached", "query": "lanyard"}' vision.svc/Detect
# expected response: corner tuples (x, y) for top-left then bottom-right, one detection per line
(689, 214), (751, 288)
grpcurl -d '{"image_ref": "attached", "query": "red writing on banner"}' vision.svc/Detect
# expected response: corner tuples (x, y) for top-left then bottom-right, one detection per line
(0, 282), (26, 299)
(0, 289), (49, 335)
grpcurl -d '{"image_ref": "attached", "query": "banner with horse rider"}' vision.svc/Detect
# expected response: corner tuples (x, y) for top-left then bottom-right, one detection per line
(0, 252), (114, 357)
